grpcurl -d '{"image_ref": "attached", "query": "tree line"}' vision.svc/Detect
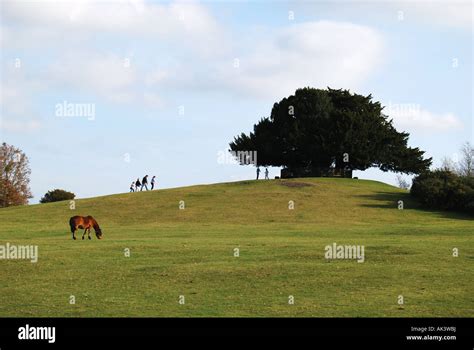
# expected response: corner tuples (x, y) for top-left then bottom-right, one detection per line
(410, 142), (474, 214)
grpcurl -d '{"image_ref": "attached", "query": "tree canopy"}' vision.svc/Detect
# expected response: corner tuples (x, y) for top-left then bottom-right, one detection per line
(229, 88), (432, 177)
(0, 142), (33, 207)
(40, 189), (75, 203)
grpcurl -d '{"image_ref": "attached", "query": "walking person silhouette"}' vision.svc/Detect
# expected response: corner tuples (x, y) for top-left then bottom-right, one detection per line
(265, 167), (269, 180)
(130, 181), (135, 192)
(141, 175), (149, 191)
(135, 178), (141, 191)
(256, 167), (261, 180)
(151, 176), (156, 190)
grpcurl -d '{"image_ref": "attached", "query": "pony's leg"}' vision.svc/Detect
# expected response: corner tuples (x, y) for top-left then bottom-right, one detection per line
(72, 229), (76, 240)
(88, 228), (92, 240)
(82, 228), (87, 240)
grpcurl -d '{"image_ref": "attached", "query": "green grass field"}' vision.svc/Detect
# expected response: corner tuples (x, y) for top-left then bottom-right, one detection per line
(0, 178), (472, 317)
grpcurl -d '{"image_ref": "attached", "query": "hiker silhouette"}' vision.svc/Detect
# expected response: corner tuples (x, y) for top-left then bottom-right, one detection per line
(141, 175), (149, 191)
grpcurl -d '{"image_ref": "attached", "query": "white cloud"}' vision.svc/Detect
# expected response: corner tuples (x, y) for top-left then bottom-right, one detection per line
(145, 69), (169, 87)
(1, 0), (225, 54)
(394, 1), (472, 29)
(0, 68), (43, 133)
(0, 119), (41, 132)
(2, 4), (386, 119)
(47, 53), (137, 102)
(2, 0), (386, 103)
(0, 0), (226, 114)
(143, 92), (164, 108)
(297, 1), (472, 30)
(385, 102), (463, 132)
(174, 21), (385, 99)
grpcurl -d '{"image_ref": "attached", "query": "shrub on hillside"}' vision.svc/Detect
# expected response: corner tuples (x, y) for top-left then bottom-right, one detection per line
(411, 170), (474, 214)
(40, 189), (75, 203)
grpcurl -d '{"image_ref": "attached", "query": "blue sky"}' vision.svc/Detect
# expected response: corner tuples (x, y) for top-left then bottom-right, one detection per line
(1, 0), (472, 203)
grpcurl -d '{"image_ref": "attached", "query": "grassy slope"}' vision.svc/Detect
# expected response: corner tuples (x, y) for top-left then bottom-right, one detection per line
(0, 178), (472, 317)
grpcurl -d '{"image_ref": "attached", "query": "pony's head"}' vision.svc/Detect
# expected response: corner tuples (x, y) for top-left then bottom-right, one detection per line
(93, 224), (103, 239)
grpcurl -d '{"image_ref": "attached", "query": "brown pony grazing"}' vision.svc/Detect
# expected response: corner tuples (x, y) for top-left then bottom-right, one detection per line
(69, 216), (103, 240)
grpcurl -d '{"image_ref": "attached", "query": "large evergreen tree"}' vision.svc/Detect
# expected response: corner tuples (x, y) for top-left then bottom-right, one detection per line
(229, 88), (432, 178)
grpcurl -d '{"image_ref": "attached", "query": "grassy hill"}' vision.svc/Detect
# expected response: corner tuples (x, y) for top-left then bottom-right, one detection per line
(0, 178), (472, 317)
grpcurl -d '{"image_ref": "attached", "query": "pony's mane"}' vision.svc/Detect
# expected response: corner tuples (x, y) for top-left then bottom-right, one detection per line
(89, 217), (100, 231)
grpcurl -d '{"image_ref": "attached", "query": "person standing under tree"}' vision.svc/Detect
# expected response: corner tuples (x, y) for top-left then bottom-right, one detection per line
(151, 176), (156, 190)
(256, 167), (260, 180)
(265, 167), (269, 180)
(141, 175), (149, 191)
